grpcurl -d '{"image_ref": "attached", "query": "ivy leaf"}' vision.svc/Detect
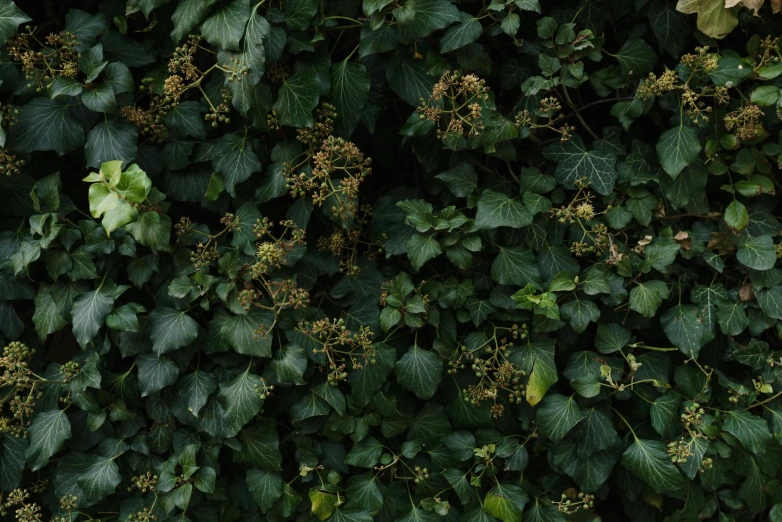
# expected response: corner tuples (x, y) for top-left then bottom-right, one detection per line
(345, 436), (383, 468)
(8, 98), (85, 154)
(622, 439), (685, 492)
(149, 307), (199, 355)
(137, 353), (180, 397)
(724, 200), (748, 231)
(513, 340), (557, 407)
(648, 0), (689, 57)
(247, 469), (283, 512)
(176, 370), (217, 417)
(435, 163), (477, 197)
(629, 280), (669, 318)
(491, 246), (543, 289)
(212, 134), (263, 197)
(125, 211), (172, 250)
(675, 0), (739, 39)
(722, 410), (772, 455)
(595, 323), (631, 354)
(484, 484), (528, 522)
(560, 299), (600, 333)
(330, 59), (371, 137)
(736, 235), (776, 270)
(285, 0), (317, 31)
(439, 15), (483, 53)
(536, 394), (584, 441)
(345, 473), (384, 512)
(221, 310), (274, 357)
(650, 393), (681, 439)
(475, 190), (533, 229)
(577, 408), (617, 457)
(237, 422), (282, 471)
(387, 52), (435, 107)
(717, 302), (748, 336)
(218, 369), (264, 432)
(406, 232), (442, 271)
(543, 135), (618, 196)
(614, 38), (657, 77)
(273, 69), (320, 127)
(200, 0), (250, 51)
(26, 410), (71, 471)
(349, 344), (396, 407)
(656, 125), (701, 178)
(171, 0), (212, 43)
(660, 304), (706, 358)
(756, 286), (782, 320)
(85, 118), (138, 169)
(0, 435), (27, 490)
(397, 0), (459, 43)
(0, 0), (30, 44)
(71, 285), (115, 348)
(77, 455), (122, 502)
(394, 345), (443, 399)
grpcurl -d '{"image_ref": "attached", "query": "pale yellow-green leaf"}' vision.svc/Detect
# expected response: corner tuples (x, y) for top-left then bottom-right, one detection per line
(677, 0), (739, 38)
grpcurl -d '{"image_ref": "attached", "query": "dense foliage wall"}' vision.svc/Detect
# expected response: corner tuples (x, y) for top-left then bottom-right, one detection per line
(0, 0), (782, 520)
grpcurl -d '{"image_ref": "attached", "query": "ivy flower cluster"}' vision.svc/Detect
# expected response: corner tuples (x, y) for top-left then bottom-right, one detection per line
(7, 28), (79, 92)
(417, 70), (490, 142)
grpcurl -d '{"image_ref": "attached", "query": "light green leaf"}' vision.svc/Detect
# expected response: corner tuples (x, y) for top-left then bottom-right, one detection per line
(675, 0), (738, 39)
(484, 484), (528, 522)
(394, 345), (443, 399)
